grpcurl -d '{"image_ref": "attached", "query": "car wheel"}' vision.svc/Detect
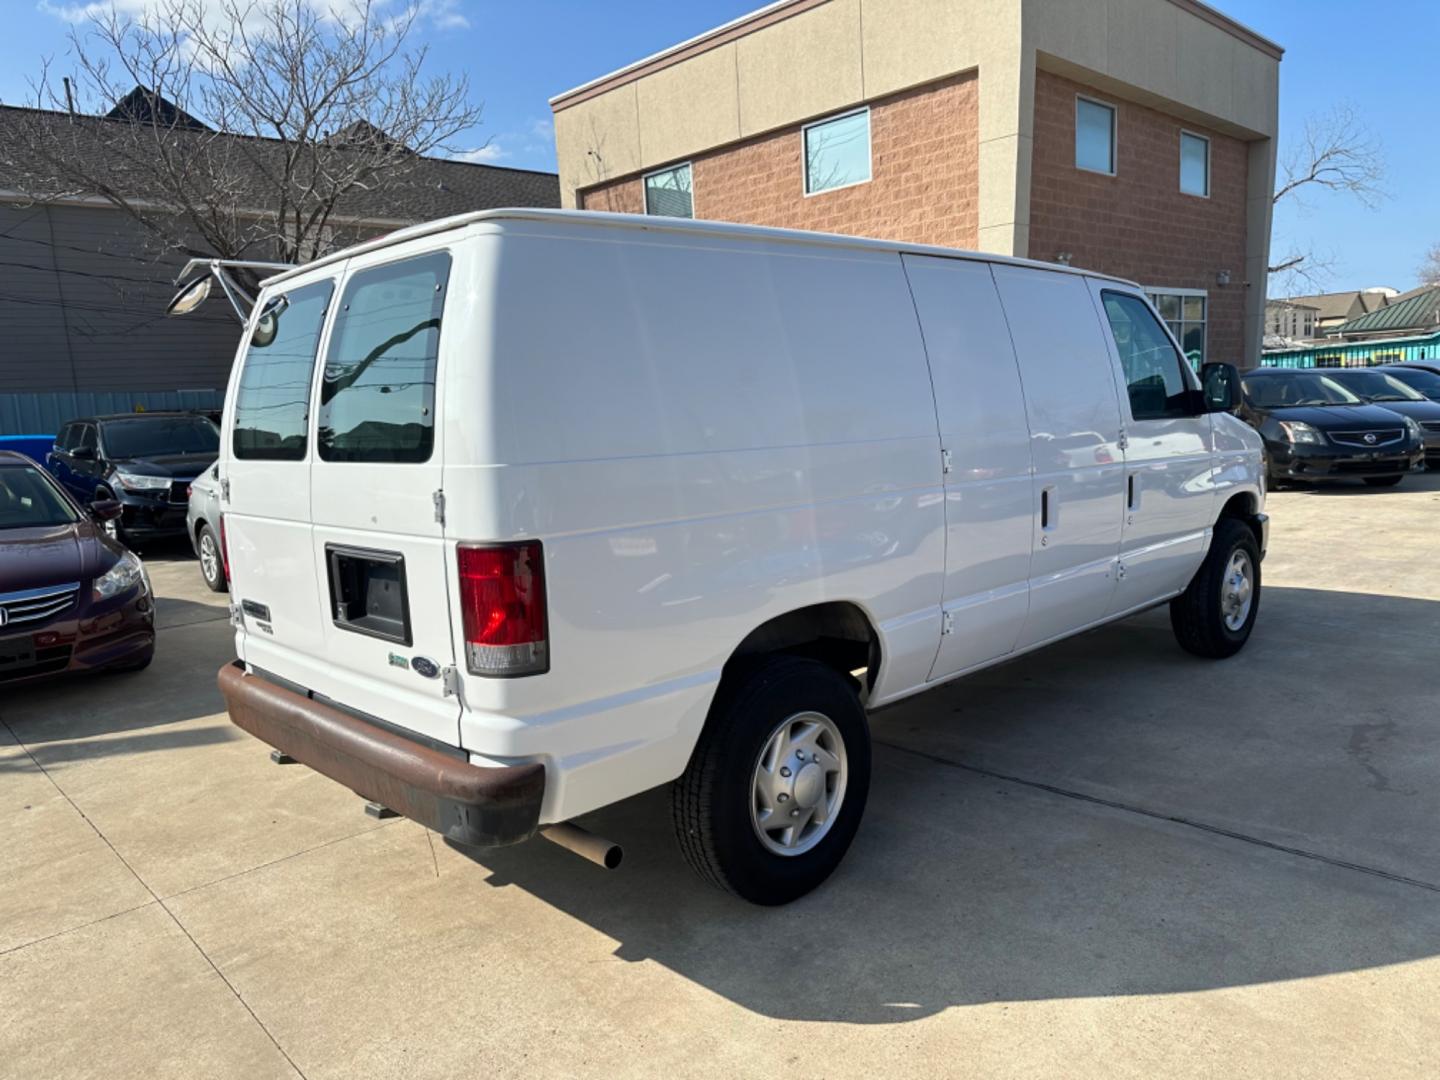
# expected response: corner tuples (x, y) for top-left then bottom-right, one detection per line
(1170, 517), (1261, 659)
(672, 655), (871, 905)
(196, 523), (228, 593)
(1362, 475), (1404, 488)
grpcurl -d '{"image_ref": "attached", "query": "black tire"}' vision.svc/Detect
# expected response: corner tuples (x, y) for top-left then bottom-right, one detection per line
(1363, 475), (1404, 488)
(196, 523), (228, 593)
(1170, 517), (1261, 659)
(672, 655), (871, 905)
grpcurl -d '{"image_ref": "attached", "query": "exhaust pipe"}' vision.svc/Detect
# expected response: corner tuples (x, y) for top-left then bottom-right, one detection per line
(540, 822), (623, 870)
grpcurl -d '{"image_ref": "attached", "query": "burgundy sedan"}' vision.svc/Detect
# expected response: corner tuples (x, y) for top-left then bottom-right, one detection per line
(0, 451), (155, 683)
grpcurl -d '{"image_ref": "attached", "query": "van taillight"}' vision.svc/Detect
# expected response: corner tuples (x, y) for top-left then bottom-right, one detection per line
(456, 541), (548, 677)
(219, 514), (231, 583)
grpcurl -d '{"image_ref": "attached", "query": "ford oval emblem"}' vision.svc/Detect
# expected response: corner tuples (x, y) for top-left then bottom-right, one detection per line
(411, 656), (440, 679)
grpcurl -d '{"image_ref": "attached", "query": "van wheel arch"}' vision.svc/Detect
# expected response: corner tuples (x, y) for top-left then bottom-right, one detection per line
(1217, 490), (1262, 551)
(723, 601), (881, 697)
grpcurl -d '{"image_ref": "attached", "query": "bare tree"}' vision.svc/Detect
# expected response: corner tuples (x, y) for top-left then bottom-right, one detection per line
(1268, 104), (1385, 294)
(1419, 242), (1440, 286)
(10, 0), (482, 268)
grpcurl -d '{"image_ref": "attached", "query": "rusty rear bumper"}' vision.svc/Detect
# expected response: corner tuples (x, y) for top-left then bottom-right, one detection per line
(217, 662), (544, 848)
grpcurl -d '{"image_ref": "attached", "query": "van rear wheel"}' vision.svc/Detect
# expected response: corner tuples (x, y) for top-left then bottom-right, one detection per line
(1170, 517), (1261, 659)
(672, 655), (870, 905)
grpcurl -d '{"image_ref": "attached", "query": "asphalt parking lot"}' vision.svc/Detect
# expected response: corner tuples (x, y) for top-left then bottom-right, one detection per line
(4, 475), (1439, 1079)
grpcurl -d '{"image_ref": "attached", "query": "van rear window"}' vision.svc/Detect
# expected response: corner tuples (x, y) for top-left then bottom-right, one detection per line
(317, 252), (450, 464)
(232, 280), (334, 460)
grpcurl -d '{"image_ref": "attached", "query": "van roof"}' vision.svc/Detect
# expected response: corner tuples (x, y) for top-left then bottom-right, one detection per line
(260, 207), (1139, 290)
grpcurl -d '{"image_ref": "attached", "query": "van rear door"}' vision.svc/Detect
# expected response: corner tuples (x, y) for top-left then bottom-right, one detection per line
(305, 250), (460, 746)
(223, 276), (337, 668)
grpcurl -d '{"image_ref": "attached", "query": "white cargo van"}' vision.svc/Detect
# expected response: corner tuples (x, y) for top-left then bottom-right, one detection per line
(208, 209), (1266, 905)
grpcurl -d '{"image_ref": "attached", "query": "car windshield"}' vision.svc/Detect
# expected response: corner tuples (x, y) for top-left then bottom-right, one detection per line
(1325, 370), (1426, 403)
(101, 417), (219, 459)
(1241, 371), (1362, 408)
(1383, 367), (1440, 397)
(0, 464), (80, 529)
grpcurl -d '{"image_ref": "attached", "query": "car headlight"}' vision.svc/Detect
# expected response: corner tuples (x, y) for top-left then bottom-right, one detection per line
(113, 469), (170, 492)
(1278, 420), (1326, 445)
(94, 550), (147, 600)
(1403, 416), (1422, 441)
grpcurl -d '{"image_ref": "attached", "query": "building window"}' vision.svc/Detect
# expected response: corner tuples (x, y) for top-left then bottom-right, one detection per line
(1180, 131), (1209, 197)
(1075, 97), (1116, 175)
(803, 108), (871, 195)
(644, 163), (693, 218)
(1146, 290), (1207, 366)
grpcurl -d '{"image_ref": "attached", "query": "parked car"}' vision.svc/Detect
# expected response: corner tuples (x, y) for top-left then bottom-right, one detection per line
(186, 463), (227, 593)
(1237, 368), (1425, 487)
(0, 451), (155, 683)
(46, 412), (220, 547)
(1377, 363), (1440, 403)
(206, 210), (1267, 905)
(1320, 368), (1440, 466)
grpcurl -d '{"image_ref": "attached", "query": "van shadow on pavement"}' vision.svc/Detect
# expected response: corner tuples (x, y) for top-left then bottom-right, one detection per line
(451, 585), (1440, 1024)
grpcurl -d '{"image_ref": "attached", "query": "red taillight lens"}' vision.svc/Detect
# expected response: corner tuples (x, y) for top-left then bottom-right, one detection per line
(219, 514), (231, 583)
(457, 541), (548, 677)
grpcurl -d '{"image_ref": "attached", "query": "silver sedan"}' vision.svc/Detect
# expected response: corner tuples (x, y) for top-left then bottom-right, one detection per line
(185, 463), (227, 593)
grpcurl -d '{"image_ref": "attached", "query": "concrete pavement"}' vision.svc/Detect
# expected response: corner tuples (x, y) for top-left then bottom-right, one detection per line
(3, 477), (1439, 1078)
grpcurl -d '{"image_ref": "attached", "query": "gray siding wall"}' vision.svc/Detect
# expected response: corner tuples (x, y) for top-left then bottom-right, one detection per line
(0, 201), (243, 395)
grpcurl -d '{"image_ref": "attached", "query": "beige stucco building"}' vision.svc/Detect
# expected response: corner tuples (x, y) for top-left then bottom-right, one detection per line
(550, 0), (1281, 366)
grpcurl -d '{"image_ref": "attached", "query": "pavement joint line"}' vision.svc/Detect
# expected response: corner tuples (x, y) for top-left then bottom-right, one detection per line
(160, 818), (402, 902)
(0, 899), (158, 958)
(425, 827), (441, 878)
(875, 739), (1440, 895)
(0, 717), (310, 1080)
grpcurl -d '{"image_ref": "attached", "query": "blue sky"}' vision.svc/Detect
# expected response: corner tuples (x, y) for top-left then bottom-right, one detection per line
(3, 0), (1437, 290)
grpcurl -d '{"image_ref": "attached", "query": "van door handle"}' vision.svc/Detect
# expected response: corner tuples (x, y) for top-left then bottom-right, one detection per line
(1041, 485), (1057, 531)
(1127, 474), (1137, 511)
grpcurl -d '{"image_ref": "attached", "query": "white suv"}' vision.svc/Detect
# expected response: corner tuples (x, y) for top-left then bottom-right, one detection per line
(209, 210), (1267, 905)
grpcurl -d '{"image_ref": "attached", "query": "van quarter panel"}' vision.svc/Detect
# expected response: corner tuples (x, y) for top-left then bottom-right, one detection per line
(900, 254), (1034, 680)
(992, 265), (1126, 648)
(443, 223), (946, 821)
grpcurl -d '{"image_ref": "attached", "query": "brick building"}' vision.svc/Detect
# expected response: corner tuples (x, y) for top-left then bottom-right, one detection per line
(551, 0), (1281, 366)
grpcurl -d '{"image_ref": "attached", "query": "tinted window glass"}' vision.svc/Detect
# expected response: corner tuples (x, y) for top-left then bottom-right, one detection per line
(1180, 132), (1209, 196)
(233, 280), (334, 460)
(804, 110), (871, 194)
(0, 465), (78, 529)
(1076, 98), (1115, 174)
(1240, 372), (1360, 408)
(1326, 370), (1425, 402)
(318, 253), (450, 463)
(78, 425), (98, 452)
(102, 417), (218, 459)
(1102, 292), (1191, 420)
(55, 424), (75, 451)
(644, 164), (693, 218)
(1385, 367), (1440, 397)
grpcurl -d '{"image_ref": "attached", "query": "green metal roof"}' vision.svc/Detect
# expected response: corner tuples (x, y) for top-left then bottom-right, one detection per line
(1329, 287), (1440, 336)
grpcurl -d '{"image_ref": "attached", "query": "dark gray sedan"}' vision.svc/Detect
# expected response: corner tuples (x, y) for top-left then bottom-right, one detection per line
(1323, 368), (1440, 466)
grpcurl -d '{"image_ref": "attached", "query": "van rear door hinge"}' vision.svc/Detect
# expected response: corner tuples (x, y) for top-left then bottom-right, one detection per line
(220, 476), (231, 501)
(1117, 429), (1130, 452)
(941, 610), (955, 636)
(432, 489), (445, 526)
(941, 448), (953, 475)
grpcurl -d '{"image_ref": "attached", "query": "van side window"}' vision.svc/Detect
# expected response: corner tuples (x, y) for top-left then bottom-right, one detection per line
(317, 252), (450, 464)
(1101, 291), (1192, 421)
(232, 280), (335, 460)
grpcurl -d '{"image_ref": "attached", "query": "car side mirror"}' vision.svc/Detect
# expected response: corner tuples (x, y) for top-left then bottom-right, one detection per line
(1201, 362), (1242, 413)
(89, 498), (123, 522)
(71, 445), (96, 460)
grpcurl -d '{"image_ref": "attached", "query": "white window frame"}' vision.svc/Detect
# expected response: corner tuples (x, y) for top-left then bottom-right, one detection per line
(1179, 130), (1210, 198)
(801, 106), (872, 197)
(1144, 286), (1208, 366)
(642, 161), (695, 218)
(1075, 95), (1117, 177)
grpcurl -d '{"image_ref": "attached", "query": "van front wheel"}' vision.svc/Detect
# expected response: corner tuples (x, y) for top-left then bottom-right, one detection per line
(1170, 517), (1261, 659)
(672, 655), (871, 905)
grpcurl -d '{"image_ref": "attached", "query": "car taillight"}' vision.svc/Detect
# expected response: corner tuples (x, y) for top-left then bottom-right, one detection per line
(456, 541), (548, 677)
(219, 514), (231, 583)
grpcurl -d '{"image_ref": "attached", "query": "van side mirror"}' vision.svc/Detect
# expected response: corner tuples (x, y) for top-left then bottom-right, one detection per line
(1201, 362), (1241, 412)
